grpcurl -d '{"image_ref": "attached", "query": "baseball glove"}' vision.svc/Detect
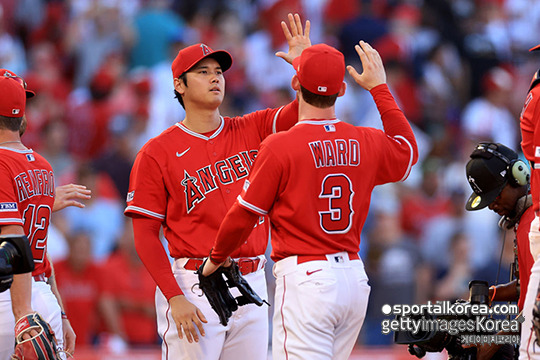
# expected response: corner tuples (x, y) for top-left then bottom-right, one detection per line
(196, 259), (268, 326)
(11, 313), (60, 360)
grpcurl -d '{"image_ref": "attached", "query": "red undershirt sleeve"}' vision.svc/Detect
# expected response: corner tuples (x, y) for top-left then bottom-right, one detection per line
(274, 97), (299, 133)
(370, 83), (419, 162)
(210, 202), (260, 264)
(131, 216), (183, 300)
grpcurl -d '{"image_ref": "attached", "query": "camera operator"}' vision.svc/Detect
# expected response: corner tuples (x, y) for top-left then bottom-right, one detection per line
(465, 142), (534, 359)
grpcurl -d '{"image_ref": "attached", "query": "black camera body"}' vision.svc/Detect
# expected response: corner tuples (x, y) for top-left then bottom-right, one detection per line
(0, 235), (35, 292)
(394, 280), (515, 360)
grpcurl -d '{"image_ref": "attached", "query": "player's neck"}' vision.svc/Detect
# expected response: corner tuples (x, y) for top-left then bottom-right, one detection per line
(298, 100), (336, 121)
(182, 108), (222, 133)
(0, 130), (25, 149)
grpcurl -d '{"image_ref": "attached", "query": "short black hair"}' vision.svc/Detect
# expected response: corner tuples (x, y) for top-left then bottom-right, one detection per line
(0, 114), (23, 131)
(300, 85), (338, 108)
(174, 73), (188, 109)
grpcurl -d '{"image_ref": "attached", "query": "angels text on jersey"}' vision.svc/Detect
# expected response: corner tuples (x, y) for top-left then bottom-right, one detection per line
(181, 150), (257, 213)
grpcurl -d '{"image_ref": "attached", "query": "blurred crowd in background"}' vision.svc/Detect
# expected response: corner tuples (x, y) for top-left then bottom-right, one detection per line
(2, 0), (540, 352)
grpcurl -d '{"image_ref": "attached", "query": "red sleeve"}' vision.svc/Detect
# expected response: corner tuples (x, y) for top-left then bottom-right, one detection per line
(520, 87), (538, 160)
(210, 202), (260, 264)
(370, 84), (419, 181)
(274, 97), (299, 133)
(124, 149), (167, 221)
(131, 216), (182, 299)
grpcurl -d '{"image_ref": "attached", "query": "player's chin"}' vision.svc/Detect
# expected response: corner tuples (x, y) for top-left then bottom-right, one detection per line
(208, 93), (224, 105)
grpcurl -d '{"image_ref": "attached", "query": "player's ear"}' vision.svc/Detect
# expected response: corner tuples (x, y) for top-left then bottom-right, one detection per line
(337, 82), (346, 97)
(291, 75), (301, 91)
(174, 77), (186, 96)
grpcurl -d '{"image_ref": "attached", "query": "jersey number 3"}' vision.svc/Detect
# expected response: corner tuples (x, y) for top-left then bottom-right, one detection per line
(22, 204), (51, 263)
(318, 174), (354, 234)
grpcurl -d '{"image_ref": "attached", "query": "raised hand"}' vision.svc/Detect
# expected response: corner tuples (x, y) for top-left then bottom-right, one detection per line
(275, 13), (311, 64)
(53, 184), (92, 212)
(347, 41), (386, 91)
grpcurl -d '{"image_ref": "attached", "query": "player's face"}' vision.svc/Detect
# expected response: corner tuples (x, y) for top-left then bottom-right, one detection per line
(178, 57), (225, 109)
(488, 184), (519, 217)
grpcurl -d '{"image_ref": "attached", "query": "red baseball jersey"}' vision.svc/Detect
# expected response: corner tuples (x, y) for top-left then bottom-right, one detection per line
(517, 206), (535, 310)
(520, 75), (540, 214)
(124, 102), (298, 258)
(0, 147), (54, 276)
(234, 85), (417, 261)
(54, 259), (104, 345)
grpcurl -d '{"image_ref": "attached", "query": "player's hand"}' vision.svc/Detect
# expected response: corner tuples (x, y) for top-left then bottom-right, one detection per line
(169, 295), (207, 343)
(62, 318), (76, 356)
(53, 184), (92, 212)
(201, 257), (231, 276)
(275, 13), (311, 64)
(347, 41), (386, 91)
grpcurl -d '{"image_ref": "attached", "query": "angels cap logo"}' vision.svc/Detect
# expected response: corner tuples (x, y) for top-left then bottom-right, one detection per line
(200, 44), (212, 55)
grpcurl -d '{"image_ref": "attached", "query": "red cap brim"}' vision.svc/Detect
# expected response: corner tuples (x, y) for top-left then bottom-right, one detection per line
(530, 44), (540, 52)
(26, 90), (35, 98)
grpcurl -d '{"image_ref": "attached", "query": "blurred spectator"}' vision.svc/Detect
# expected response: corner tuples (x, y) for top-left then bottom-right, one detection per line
(64, 64), (117, 160)
(36, 120), (75, 183)
(433, 231), (473, 301)
(55, 232), (104, 346)
(420, 42), (468, 134)
(461, 66), (519, 150)
(363, 211), (426, 345)
(400, 157), (452, 242)
(100, 220), (158, 346)
(93, 114), (138, 200)
(129, 0), (185, 69)
(56, 163), (124, 261)
(0, 4), (27, 74)
(65, 2), (134, 88)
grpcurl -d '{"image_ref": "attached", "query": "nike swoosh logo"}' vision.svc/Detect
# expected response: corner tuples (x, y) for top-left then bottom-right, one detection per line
(306, 269), (323, 276)
(176, 148), (191, 157)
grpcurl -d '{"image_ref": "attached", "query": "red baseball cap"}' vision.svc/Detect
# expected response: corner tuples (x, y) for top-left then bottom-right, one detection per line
(171, 43), (233, 78)
(0, 76), (26, 117)
(530, 44), (540, 52)
(293, 44), (345, 96)
(0, 69), (35, 98)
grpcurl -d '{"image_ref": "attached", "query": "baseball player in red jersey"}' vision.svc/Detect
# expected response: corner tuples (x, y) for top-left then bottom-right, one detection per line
(519, 43), (540, 359)
(0, 70), (90, 359)
(203, 41), (418, 359)
(124, 14), (310, 360)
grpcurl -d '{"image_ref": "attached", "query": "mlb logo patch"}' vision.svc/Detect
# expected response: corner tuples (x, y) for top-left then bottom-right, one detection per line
(536, 146), (540, 158)
(243, 180), (251, 191)
(324, 124), (335, 132)
(318, 86), (327, 93)
(0, 202), (17, 211)
(126, 191), (135, 202)
(26, 154), (35, 162)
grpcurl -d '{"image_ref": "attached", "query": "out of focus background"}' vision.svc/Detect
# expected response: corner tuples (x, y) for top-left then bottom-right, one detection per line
(2, 0), (539, 358)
